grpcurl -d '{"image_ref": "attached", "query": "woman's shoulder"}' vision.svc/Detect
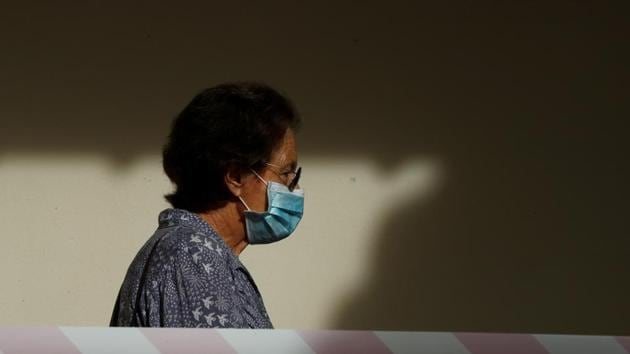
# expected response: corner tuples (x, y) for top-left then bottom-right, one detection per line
(151, 224), (231, 267)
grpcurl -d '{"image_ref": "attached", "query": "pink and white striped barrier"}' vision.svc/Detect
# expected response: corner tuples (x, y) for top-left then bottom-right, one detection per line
(0, 327), (628, 354)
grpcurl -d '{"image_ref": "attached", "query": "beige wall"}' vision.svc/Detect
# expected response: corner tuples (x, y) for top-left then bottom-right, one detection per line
(1, 1), (628, 334)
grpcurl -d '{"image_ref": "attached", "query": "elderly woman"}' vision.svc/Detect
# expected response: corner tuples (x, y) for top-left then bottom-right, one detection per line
(110, 82), (303, 328)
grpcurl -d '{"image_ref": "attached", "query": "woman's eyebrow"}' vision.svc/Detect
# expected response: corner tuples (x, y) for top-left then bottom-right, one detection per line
(271, 155), (297, 171)
(277, 161), (297, 173)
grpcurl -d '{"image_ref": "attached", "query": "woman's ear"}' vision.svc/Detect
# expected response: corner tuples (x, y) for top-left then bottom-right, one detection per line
(224, 166), (247, 197)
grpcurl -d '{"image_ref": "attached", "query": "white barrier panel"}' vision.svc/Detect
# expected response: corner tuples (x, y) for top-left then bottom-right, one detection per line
(0, 327), (628, 354)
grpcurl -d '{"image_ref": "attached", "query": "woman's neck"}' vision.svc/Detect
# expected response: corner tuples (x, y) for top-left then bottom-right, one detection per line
(196, 203), (248, 256)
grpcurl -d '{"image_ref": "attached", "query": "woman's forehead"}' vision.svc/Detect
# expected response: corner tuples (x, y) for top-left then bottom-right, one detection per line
(269, 129), (297, 167)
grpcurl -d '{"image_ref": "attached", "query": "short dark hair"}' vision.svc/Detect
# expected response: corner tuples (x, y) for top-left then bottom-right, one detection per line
(162, 82), (301, 212)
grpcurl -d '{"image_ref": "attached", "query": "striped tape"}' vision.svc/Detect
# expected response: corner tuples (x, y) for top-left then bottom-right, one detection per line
(0, 327), (628, 354)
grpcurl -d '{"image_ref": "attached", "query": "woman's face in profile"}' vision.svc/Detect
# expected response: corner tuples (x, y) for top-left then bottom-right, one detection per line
(240, 128), (298, 212)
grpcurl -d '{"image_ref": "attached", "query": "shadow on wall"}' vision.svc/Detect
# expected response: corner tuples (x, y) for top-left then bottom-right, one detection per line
(1, 1), (629, 334)
(332, 146), (630, 335)
(325, 1), (630, 335)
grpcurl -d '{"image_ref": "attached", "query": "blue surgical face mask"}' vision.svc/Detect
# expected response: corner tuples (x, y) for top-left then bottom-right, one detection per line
(238, 171), (304, 244)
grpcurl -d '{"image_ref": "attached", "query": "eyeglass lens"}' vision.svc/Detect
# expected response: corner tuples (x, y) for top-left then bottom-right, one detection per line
(289, 167), (301, 191)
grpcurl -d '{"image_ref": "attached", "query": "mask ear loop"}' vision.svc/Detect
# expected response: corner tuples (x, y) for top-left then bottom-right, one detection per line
(239, 168), (268, 211)
(238, 196), (252, 211)
(250, 169), (268, 186)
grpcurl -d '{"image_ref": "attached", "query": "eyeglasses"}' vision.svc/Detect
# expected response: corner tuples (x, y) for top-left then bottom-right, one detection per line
(265, 163), (302, 191)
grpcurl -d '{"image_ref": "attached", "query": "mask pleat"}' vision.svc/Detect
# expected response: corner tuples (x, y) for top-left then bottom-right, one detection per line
(243, 181), (304, 245)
